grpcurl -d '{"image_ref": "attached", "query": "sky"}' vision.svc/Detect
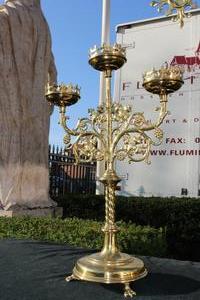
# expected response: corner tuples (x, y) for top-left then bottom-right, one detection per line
(1, 0), (200, 146)
(43, 0), (163, 147)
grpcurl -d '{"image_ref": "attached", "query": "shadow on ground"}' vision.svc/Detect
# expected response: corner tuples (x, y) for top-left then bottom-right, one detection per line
(0, 239), (199, 300)
(103, 273), (200, 297)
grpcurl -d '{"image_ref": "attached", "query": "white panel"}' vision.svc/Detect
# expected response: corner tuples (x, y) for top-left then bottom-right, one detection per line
(114, 12), (200, 197)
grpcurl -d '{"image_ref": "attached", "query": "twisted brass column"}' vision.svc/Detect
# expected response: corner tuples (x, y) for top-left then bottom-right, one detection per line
(101, 171), (120, 256)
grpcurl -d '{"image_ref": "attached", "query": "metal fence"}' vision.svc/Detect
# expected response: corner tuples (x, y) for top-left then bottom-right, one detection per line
(49, 145), (96, 197)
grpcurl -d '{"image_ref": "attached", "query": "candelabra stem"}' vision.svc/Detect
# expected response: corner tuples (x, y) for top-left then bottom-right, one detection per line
(105, 182), (116, 227)
(101, 171), (120, 256)
(100, 69), (120, 255)
(160, 92), (168, 103)
(105, 69), (113, 170)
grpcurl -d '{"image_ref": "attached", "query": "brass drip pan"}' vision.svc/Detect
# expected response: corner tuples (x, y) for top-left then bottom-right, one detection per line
(46, 84), (80, 107)
(89, 44), (127, 72)
(143, 66), (184, 95)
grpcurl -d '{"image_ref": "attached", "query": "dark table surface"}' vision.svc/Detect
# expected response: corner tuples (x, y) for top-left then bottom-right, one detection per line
(0, 239), (200, 300)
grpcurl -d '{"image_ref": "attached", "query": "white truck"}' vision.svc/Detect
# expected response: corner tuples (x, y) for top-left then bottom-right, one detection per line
(114, 9), (200, 197)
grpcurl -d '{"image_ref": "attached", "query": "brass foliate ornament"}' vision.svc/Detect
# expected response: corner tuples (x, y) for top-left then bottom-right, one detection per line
(151, 0), (195, 27)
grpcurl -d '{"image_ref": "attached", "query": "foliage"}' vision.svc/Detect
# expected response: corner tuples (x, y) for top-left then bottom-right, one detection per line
(0, 216), (166, 257)
(54, 195), (200, 261)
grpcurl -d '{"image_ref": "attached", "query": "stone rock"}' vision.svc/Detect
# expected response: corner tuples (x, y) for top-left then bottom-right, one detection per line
(0, 207), (63, 218)
(0, 0), (57, 210)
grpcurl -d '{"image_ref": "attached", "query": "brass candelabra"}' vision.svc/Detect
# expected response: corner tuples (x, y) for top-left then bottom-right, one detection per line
(45, 1), (196, 297)
(46, 43), (183, 297)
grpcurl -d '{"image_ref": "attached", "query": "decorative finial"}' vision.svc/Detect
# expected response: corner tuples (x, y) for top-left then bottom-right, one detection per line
(151, 0), (196, 28)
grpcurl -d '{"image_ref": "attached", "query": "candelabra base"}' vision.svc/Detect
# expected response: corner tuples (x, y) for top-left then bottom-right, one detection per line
(66, 252), (147, 298)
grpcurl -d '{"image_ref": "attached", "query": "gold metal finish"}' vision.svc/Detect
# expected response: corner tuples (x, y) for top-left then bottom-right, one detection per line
(124, 283), (137, 298)
(46, 83), (80, 107)
(151, 0), (195, 27)
(46, 43), (184, 297)
(65, 274), (75, 282)
(73, 253), (147, 284)
(143, 66), (184, 94)
(89, 44), (127, 71)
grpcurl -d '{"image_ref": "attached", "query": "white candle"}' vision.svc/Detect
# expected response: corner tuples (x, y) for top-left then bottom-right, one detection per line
(96, 0), (111, 195)
(101, 0), (110, 45)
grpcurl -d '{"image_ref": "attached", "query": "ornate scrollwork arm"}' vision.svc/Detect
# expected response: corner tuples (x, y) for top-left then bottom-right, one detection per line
(114, 132), (152, 164)
(141, 66), (183, 134)
(111, 110), (166, 165)
(60, 107), (91, 136)
(73, 133), (105, 164)
(111, 66), (183, 166)
(110, 99), (167, 165)
(59, 106), (107, 152)
(140, 98), (168, 132)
